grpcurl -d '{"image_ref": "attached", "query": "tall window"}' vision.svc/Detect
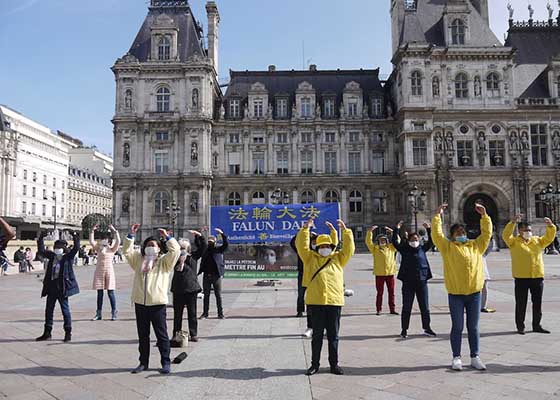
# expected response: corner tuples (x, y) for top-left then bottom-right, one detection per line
(349, 190), (362, 213)
(457, 140), (474, 167)
(154, 192), (169, 214)
(32, 172), (37, 182)
(229, 133), (240, 144)
(489, 140), (505, 166)
(372, 191), (387, 213)
(43, 175), (47, 184)
(557, 76), (560, 97)
(301, 132), (313, 143)
(487, 73), (500, 97)
(348, 131), (360, 143)
(411, 71), (423, 96)
(455, 73), (468, 99)
(301, 190), (314, 204)
(451, 19), (466, 45)
(158, 36), (171, 60)
(276, 98), (288, 118)
(372, 152), (384, 174)
(253, 98), (264, 118)
(325, 190), (339, 203)
(253, 152), (265, 175)
(277, 151), (289, 175)
(156, 131), (169, 141)
(413, 139), (428, 166)
(31, 203), (36, 215)
(42, 204), (46, 216)
(348, 152), (362, 174)
(325, 132), (336, 143)
(228, 152), (241, 175)
(301, 151), (313, 174)
(22, 201), (27, 214)
(535, 193), (549, 218)
(23, 169), (27, 180)
(371, 98), (383, 117)
(301, 98), (312, 117)
(348, 99), (358, 117)
(324, 152), (337, 174)
(155, 152), (169, 174)
(432, 76), (440, 97)
(32, 187), (36, 197)
(252, 192), (265, 204)
(156, 87), (171, 112)
(531, 124), (548, 166)
(227, 192), (241, 206)
(276, 132), (288, 143)
(323, 98), (335, 118)
(229, 99), (240, 118)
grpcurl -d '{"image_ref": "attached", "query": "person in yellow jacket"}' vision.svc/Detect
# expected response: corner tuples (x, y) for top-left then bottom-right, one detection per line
(431, 202), (492, 372)
(366, 226), (398, 315)
(296, 218), (355, 376)
(123, 224), (180, 375)
(502, 213), (556, 335)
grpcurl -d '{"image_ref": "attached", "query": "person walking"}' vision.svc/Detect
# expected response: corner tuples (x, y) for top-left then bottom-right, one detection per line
(431, 202), (491, 371)
(198, 228), (228, 319)
(123, 224), (180, 375)
(502, 214), (556, 334)
(90, 224), (121, 321)
(366, 226), (398, 316)
(35, 230), (80, 343)
(297, 218), (355, 376)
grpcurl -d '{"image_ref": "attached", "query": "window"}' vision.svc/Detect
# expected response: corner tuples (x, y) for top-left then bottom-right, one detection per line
(349, 131), (360, 143)
(301, 190), (314, 204)
(301, 132), (313, 143)
(324, 98), (335, 118)
(349, 190), (363, 213)
(253, 152), (265, 175)
(301, 151), (313, 174)
(252, 133), (265, 144)
(32, 187), (36, 197)
(535, 193), (549, 218)
(154, 192), (169, 214)
(451, 19), (466, 45)
(372, 191), (387, 213)
(348, 99), (358, 117)
(413, 139), (428, 166)
(32, 172), (37, 182)
(411, 71), (423, 96)
(325, 132), (336, 143)
(42, 204), (46, 216)
(229, 133), (240, 144)
(348, 152), (361, 174)
(62, 181), (65, 189)
(455, 73), (468, 99)
(156, 87), (171, 112)
(158, 36), (171, 60)
(432, 77), (440, 97)
(31, 203), (36, 215)
(276, 98), (288, 118)
(43, 175), (47, 184)
(53, 178), (56, 187)
(155, 152), (169, 174)
(23, 185), (27, 196)
(371, 98), (383, 117)
(489, 140), (505, 166)
(372, 131), (384, 143)
(325, 190), (339, 203)
(43, 189), (46, 198)
(372, 152), (385, 174)
(324, 152), (337, 174)
(531, 124), (548, 166)
(253, 98), (264, 118)
(61, 194), (65, 202)
(487, 73), (500, 97)
(228, 192), (241, 206)
(228, 152), (241, 175)
(277, 151), (289, 175)
(277, 132), (288, 143)
(457, 140), (474, 167)
(301, 98), (312, 118)
(212, 153), (219, 169)
(229, 99), (240, 118)
(61, 208), (64, 218)
(23, 170), (27, 180)
(252, 192), (265, 204)
(156, 131), (169, 141)
(22, 201), (27, 214)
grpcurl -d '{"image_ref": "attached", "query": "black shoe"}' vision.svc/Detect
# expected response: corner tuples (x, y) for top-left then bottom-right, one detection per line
(160, 364), (171, 374)
(390, 311), (399, 315)
(131, 364), (148, 374)
(170, 339), (181, 348)
(376, 311), (381, 316)
(35, 330), (52, 342)
(534, 326), (551, 334)
(306, 366), (320, 376)
(517, 329), (526, 335)
(63, 331), (72, 343)
(296, 312), (303, 318)
(218, 314), (225, 319)
(330, 365), (344, 375)
(424, 328), (437, 338)
(190, 336), (199, 342)
(199, 313), (208, 319)
(400, 329), (407, 339)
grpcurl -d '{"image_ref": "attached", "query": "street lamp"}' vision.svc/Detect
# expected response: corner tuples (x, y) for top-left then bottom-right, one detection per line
(539, 183), (560, 221)
(166, 200), (181, 236)
(270, 188), (290, 205)
(44, 195), (57, 239)
(407, 185), (427, 232)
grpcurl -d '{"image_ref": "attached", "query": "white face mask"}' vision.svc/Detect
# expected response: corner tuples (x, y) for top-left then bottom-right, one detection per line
(144, 246), (159, 257)
(54, 248), (64, 256)
(409, 241), (420, 248)
(522, 232), (533, 240)
(318, 248), (332, 257)
(101, 239), (109, 247)
(180, 249), (189, 257)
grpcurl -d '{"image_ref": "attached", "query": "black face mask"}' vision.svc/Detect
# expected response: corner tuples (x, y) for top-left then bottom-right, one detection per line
(208, 242), (215, 248)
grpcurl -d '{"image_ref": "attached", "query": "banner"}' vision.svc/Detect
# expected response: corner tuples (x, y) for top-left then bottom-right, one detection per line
(210, 202), (340, 244)
(224, 243), (298, 279)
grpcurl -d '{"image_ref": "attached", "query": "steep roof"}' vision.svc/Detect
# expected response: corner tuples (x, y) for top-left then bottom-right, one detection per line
(0, 106), (6, 131)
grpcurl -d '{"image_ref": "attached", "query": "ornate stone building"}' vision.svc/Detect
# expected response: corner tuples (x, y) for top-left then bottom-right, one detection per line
(112, 0), (560, 245)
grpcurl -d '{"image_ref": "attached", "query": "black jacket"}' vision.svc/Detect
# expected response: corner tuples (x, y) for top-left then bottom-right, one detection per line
(392, 228), (433, 283)
(198, 234), (228, 277)
(171, 235), (206, 294)
(38, 233), (80, 298)
(290, 235), (304, 278)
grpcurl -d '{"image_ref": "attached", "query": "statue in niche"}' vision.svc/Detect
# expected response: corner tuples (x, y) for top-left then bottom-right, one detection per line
(444, 132), (454, 151)
(528, 4), (534, 20)
(432, 77), (440, 97)
(316, 103), (322, 117)
(521, 132), (530, 150)
(292, 103), (297, 118)
(125, 89), (133, 110)
(477, 132), (487, 151)
(243, 103), (249, 119)
(219, 103), (225, 119)
(122, 193), (130, 214)
(510, 131), (520, 151)
(190, 193), (199, 214)
(192, 88), (199, 110)
(553, 132), (560, 150)
(123, 143), (130, 167)
(434, 133), (444, 152)
(474, 77), (482, 97)
(191, 142), (198, 163)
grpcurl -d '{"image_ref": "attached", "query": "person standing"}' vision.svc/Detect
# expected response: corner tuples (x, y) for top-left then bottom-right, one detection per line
(481, 240), (496, 313)
(14, 246), (25, 273)
(123, 224), (180, 375)
(24, 248), (34, 271)
(35, 230), (80, 343)
(198, 228), (228, 319)
(502, 214), (556, 334)
(392, 221), (436, 339)
(431, 203), (491, 371)
(366, 226), (398, 316)
(90, 224), (121, 321)
(297, 218), (355, 376)
(171, 231), (206, 344)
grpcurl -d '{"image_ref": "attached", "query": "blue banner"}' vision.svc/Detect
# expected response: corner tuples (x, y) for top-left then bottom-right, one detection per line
(210, 203), (340, 244)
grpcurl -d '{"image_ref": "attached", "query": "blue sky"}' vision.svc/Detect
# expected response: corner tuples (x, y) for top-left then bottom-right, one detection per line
(0, 0), (552, 155)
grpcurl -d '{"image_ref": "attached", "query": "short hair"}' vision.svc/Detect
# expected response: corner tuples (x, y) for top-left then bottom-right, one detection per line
(407, 232), (420, 240)
(141, 236), (168, 257)
(450, 223), (466, 236)
(178, 238), (191, 252)
(54, 240), (68, 249)
(517, 222), (531, 230)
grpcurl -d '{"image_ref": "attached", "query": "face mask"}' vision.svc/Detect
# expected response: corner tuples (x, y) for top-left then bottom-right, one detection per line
(409, 241), (420, 248)
(455, 236), (468, 244)
(101, 239), (109, 247)
(144, 247), (159, 257)
(180, 250), (189, 256)
(522, 232), (533, 240)
(318, 248), (332, 257)
(208, 242), (215, 248)
(54, 248), (64, 256)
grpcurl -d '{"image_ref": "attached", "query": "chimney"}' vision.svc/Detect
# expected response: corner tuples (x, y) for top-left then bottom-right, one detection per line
(309, 64), (317, 72)
(205, 1), (220, 74)
(268, 65), (276, 72)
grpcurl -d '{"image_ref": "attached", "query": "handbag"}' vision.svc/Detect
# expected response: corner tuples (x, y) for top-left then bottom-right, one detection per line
(171, 331), (188, 348)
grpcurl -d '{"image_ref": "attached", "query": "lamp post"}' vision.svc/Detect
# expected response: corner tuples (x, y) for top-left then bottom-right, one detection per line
(270, 188), (290, 205)
(166, 200), (181, 236)
(407, 185), (427, 232)
(44, 195), (57, 239)
(539, 183), (560, 221)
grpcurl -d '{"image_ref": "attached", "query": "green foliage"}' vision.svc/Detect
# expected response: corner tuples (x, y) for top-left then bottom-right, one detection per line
(81, 214), (110, 239)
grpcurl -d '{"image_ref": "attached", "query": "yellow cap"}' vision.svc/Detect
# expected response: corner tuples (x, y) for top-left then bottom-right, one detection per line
(315, 234), (333, 247)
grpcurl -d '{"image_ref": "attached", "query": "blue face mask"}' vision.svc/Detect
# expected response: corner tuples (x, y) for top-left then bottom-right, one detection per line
(455, 236), (468, 244)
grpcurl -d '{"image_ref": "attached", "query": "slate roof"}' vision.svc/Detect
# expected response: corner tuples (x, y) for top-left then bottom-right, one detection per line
(0, 106), (6, 131)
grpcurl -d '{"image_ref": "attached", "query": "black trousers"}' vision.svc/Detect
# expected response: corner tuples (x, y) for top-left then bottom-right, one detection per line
(203, 274), (223, 316)
(401, 280), (431, 331)
(309, 305), (341, 368)
(173, 292), (198, 337)
(297, 274), (312, 329)
(45, 291), (72, 331)
(515, 278), (544, 331)
(134, 303), (170, 368)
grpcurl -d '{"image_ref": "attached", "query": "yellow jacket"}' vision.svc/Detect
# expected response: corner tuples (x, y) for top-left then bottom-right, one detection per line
(296, 227), (354, 306)
(301, 227), (339, 288)
(502, 222), (556, 278)
(431, 214), (493, 295)
(123, 236), (180, 306)
(365, 231), (397, 276)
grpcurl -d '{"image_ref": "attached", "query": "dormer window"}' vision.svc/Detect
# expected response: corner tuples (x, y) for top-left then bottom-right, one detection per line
(487, 73), (500, 97)
(348, 99), (358, 117)
(451, 19), (466, 45)
(276, 98), (288, 119)
(229, 99), (240, 118)
(158, 36), (171, 60)
(253, 98), (264, 118)
(301, 98), (312, 118)
(323, 98), (335, 118)
(371, 98), (383, 117)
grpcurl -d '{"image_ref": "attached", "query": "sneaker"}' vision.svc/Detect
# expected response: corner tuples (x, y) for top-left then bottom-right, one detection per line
(400, 329), (407, 339)
(303, 328), (313, 338)
(451, 357), (462, 371)
(330, 365), (344, 375)
(481, 308), (496, 313)
(160, 364), (171, 374)
(390, 311), (399, 315)
(376, 311), (381, 316)
(471, 356), (487, 371)
(424, 328), (437, 337)
(199, 313), (208, 319)
(306, 366), (319, 376)
(344, 289), (354, 297)
(296, 312), (303, 318)
(533, 326), (551, 334)
(111, 310), (118, 321)
(131, 364), (148, 374)
(92, 313), (102, 321)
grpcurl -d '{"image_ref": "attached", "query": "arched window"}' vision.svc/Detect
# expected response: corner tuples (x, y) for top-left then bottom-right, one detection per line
(487, 73), (500, 97)
(154, 191), (169, 214)
(156, 87), (171, 112)
(411, 71), (423, 96)
(158, 36), (171, 60)
(325, 190), (339, 203)
(451, 19), (466, 45)
(227, 192), (241, 206)
(349, 190), (363, 213)
(252, 191), (265, 204)
(301, 190), (315, 204)
(432, 76), (440, 97)
(455, 73), (468, 99)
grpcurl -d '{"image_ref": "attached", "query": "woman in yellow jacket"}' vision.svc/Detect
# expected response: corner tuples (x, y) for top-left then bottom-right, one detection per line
(431, 203), (492, 372)
(366, 226), (398, 315)
(296, 218), (355, 376)
(502, 214), (556, 334)
(123, 224), (180, 375)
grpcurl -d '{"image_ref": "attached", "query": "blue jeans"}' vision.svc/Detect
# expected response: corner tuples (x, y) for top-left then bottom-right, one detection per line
(97, 290), (117, 313)
(45, 292), (72, 331)
(448, 292), (481, 358)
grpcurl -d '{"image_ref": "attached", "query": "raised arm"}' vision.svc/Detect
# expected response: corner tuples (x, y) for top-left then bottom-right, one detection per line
(365, 226), (377, 253)
(431, 203), (449, 252)
(89, 225), (98, 248)
(37, 231), (53, 258)
(214, 228), (229, 253)
(391, 221), (405, 251)
(68, 232), (80, 259)
(108, 225), (121, 253)
(326, 221), (339, 247)
(422, 224), (433, 252)
(336, 220), (355, 267)
(159, 230), (181, 272)
(295, 219), (314, 265)
(123, 224), (141, 270)
(538, 218), (557, 249)
(502, 214), (520, 248)
(190, 231), (207, 260)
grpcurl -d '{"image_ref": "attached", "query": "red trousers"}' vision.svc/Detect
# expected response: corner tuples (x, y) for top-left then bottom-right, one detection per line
(375, 275), (396, 313)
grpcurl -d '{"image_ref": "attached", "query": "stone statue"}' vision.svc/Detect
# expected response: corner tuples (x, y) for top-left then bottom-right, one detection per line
(445, 132), (454, 151)
(244, 103), (249, 119)
(192, 88), (199, 109)
(507, 2), (514, 19)
(339, 103), (345, 118)
(521, 132), (530, 150)
(191, 142), (198, 162)
(125, 90), (132, 110)
(553, 132), (560, 150)
(434, 134), (444, 152)
(267, 102), (273, 118)
(510, 131), (520, 151)
(316, 103), (322, 118)
(474, 76), (482, 97)
(548, 2), (554, 19)
(219, 103), (225, 119)
(477, 132), (487, 151)
(122, 193), (130, 213)
(386, 102), (393, 118)
(190, 194), (198, 214)
(432, 77), (440, 97)
(123, 143), (130, 167)
(528, 4), (534, 19)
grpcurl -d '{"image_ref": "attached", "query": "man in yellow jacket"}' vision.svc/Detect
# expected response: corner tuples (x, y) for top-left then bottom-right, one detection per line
(432, 202), (492, 372)
(366, 226), (398, 315)
(502, 214), (556, 335)
(296, 218), (355, 376)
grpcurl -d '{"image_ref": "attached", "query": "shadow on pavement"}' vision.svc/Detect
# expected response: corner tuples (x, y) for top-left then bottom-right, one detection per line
(0, 366), (131, 376)
(341, 331), (521, 341)
(148, 367), (305, 380)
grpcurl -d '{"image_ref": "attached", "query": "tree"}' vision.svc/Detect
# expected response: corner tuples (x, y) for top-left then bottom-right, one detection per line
(81, 214), (111, 239)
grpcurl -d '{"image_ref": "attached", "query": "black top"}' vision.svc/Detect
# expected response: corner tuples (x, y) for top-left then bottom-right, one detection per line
(392, 228), (433, 283)
(38, 233), (80, 298)
(171, 235), (206, 294)
(199, 234), (228, 277)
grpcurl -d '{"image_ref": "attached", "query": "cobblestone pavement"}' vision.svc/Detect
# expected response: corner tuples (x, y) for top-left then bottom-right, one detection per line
(1, 251), (560, 399)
